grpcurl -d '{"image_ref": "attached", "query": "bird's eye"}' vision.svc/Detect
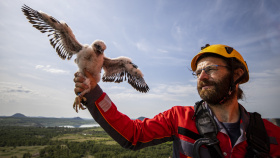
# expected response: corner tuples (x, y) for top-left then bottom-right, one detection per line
(94, 44), (101, 49)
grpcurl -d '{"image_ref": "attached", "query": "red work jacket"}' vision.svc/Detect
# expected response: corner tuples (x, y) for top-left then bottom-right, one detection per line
(85, 85), (280, 158)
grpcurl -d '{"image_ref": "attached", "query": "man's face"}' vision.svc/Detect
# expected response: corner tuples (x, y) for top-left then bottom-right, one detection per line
(196, 57), (231, 105)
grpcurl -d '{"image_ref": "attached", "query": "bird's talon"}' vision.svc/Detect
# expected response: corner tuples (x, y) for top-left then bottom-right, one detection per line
(73, 96), (87, 113)
(82, 97), (87, 103)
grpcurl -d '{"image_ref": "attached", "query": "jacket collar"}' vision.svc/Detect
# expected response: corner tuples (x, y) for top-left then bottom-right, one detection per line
(204, 102), (250, 145)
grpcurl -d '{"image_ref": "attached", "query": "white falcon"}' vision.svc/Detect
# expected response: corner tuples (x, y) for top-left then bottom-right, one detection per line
(22, 5), (149, 112)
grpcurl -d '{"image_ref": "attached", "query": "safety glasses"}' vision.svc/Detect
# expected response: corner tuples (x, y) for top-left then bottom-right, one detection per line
(192, 65), (228, 78)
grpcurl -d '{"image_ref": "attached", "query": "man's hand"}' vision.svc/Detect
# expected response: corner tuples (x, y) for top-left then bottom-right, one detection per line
(73, 69), (97, 95)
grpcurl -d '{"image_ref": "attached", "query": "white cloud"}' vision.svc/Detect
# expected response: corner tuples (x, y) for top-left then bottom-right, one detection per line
(17, 73), (42, 80)
(171, 23), (185, 41)
(0, 82), (36, 104)
(157, 49), (168, 53)
(250, 68), (280, 78)
(233, 31), (280, 48)
(104, 82), (197, 102)
(135, 39), (150, 52)
(0, 82), (32, 94)
(111, 41), (124, 53)
(35, 65), (69, 74)
(35, 65), (44, 69)
(239, 67), (280, 118)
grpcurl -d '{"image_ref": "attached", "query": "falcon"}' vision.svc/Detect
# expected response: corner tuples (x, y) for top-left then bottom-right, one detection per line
(21, 5), (149, 112)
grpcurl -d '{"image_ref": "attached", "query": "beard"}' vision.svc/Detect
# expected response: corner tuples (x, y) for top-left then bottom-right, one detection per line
(197, 73), (233, 105)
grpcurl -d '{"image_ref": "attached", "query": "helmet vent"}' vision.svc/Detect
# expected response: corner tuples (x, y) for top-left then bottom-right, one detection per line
(225, 47), (233, 54)
(201, 44), (210, 50)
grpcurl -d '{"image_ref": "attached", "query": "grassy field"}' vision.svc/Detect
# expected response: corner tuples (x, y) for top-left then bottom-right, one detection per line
(0, 146), (97, 158)
(51, 133), (116, 144)
(0, 146), (46, 158)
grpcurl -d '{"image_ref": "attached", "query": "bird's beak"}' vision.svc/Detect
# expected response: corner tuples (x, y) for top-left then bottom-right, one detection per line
(94, 43), (104, 54)
(97, 48), (104, 54)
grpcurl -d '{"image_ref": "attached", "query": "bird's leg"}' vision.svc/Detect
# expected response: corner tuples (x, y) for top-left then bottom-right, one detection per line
(73, 96), (81, 113)
(73, 71), (91, 113)
(73, 72), (86, 112)
(73, 94), (87, 113)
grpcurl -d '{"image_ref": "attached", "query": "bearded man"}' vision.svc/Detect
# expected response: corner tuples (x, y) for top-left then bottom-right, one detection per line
(74, 44), (280, 158)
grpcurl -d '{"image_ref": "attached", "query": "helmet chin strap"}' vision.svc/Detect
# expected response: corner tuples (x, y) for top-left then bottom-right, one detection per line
(218, 59), (246, 104)
(218, 81), (235, 104)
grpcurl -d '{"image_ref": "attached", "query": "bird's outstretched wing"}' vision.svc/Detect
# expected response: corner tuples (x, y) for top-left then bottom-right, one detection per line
(22, 5), (83, 60)
(102, 57), (149, 93)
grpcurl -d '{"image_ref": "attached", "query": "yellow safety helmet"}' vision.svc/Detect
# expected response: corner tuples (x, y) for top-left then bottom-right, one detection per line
(191, 44), (249, 84)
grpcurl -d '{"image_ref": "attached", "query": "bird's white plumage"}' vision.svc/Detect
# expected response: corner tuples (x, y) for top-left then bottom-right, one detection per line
(75, 42), (105, 83)
(22, 5), (149, 112)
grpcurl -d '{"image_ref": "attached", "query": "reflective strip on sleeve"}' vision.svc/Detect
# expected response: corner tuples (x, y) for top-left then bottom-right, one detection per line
(98, 95), (112, 112)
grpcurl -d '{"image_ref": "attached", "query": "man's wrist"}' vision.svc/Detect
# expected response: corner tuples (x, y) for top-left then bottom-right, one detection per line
(83, 84), (103, 106)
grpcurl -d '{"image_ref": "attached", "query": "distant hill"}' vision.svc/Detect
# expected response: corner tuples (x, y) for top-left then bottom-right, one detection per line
(73, 117), (83, 120)
(137, 116), (146, 121)
(266, 118), (280, 127)
(0, 116), (96, 127)
(12, 113), (26, 118)
(4, 114), (279, 127)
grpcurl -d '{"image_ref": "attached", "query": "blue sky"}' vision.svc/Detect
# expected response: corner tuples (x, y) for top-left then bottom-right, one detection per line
(0, 0), (280, 119)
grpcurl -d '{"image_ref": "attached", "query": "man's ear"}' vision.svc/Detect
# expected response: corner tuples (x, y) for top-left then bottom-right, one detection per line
(233, 68), (244, 83)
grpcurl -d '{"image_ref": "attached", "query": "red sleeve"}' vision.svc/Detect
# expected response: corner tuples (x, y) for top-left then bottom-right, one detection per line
(263, 119), (280, 157)
(87, 92), (176, 150)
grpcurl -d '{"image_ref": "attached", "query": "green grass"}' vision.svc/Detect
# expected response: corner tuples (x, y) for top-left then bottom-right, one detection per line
(51, 130), (117, 145)
(0, 146), (46, 158)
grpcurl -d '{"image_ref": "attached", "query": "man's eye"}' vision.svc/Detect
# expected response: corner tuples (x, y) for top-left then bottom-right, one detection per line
(194, 70), (201, 76)
(204, 67), (210, 71)
(207, 66), (217, 70)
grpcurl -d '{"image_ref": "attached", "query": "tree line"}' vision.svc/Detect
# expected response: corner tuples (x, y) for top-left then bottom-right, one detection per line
(39, 141), (173, 158)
